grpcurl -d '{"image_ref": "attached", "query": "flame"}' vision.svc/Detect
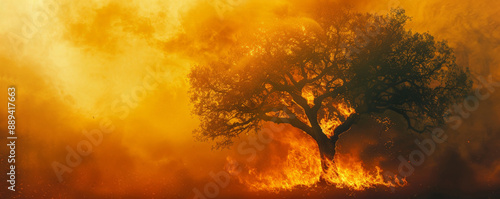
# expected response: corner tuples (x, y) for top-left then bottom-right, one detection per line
(233, 85), (402, 192)
(302, 88), (316, 106)
(301, 87), (355, 138)
(337, 103), (355, 116)
(320, 103), (355, 138)
(323, 155), (407, 190)
(229, 129), (323, 192)
(229, 129), (406, 192)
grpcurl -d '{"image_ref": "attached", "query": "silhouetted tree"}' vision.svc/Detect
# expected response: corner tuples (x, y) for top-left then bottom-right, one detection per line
(189, 9), (472, 171)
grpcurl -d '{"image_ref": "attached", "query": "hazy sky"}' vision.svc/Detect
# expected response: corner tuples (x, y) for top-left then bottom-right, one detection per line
(1, 0), (499, 198)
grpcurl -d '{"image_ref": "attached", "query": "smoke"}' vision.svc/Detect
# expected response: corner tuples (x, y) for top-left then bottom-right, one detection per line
(0, 0), (499, 198)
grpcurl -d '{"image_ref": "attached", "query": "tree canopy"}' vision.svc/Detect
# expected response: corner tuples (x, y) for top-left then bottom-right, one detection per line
(188, 8), (472, 164)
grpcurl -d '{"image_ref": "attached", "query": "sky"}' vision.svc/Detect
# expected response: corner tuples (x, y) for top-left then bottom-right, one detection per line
(0, 0), (499, 198)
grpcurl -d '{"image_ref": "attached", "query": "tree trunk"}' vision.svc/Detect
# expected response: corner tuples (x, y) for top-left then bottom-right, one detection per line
(311, 113), (360, 172)
(317, 135), (337, 172)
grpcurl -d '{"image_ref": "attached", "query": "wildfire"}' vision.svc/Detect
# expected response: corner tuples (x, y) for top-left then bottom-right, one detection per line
(323, 155), (406, 190)
(228, 128), (406, 192)
(300, 85), (355, 138)
(320, 103), (355, 138)
(228, 128), (323, 192)
(228, 91), (405, 192)
(301, 88), (316, 107)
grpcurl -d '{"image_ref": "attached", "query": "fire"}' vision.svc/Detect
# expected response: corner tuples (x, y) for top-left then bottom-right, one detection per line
(229, 90), (404, 192)
(301, 88), (316, 106)
(337, 103), (355, 116)
(320, 103), (355, 138)
(229, 129), (323, 192)
(323, 155), (406, 190)
(300, 86), (355, 138)
(228, 128), (407, 192)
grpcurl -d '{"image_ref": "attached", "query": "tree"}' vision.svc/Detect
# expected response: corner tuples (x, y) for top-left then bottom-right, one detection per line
(188, 8), (472, 171)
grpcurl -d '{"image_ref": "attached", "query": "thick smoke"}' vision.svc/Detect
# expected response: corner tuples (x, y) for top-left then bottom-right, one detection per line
(0, 0), (499, 198)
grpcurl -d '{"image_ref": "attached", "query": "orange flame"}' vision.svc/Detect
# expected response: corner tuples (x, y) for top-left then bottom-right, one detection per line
(323, 154), (406, 190)
(229, 128), (406, 192)
(229, 129), (323, 192)
(320, 103), (355, 138)
(301, 88), (316, 107)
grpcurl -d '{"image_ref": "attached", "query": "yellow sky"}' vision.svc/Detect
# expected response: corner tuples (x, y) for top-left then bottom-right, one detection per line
(1, 0), (499, 198)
